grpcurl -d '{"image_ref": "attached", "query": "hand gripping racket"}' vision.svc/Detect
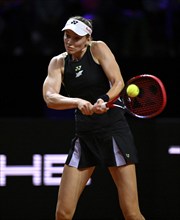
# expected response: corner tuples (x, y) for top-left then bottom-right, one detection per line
(105, 74), (167, 119)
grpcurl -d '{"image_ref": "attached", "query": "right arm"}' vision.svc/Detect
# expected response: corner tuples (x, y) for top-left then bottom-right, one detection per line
(42, 54), (94, 115)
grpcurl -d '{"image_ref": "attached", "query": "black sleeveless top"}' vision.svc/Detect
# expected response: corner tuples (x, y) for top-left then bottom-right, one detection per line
(63, 46), (110, 104)
(63, 45), (126, 134)
(63, 46), (138, 165)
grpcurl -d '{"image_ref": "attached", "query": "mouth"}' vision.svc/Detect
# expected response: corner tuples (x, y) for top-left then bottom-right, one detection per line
(67, 48), (74, 54)
(66, 45), (74, 51)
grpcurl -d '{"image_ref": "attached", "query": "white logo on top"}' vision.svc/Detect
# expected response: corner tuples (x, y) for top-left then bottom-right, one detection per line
(75, 65), (83, 78)
(76, 70), (83, 78)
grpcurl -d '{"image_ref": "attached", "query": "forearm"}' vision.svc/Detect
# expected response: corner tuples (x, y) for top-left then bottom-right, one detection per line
(107, 80), (124, 101)
(44, 92), (79, 110)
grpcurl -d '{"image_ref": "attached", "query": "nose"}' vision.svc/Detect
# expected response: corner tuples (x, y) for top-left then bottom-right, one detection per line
(65, 38), (72, 45)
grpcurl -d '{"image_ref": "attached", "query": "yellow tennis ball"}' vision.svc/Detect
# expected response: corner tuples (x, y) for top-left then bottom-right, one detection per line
(126, 84), (140, 97)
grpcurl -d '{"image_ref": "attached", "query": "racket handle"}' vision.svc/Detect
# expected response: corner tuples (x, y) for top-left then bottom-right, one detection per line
(102, 102), (124, 109)
(103, 102), (115, 109)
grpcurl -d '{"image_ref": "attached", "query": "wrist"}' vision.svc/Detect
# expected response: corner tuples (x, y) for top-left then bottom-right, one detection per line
(72, 98), (79, 108)
(98, 94), (109, 102)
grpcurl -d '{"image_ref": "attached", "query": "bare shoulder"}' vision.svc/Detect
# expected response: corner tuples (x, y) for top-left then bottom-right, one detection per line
(48, 52), (68, 73)
(49, 52), (68, 68)
(90, 41), (114, 62)
(90, 40), (109, 51)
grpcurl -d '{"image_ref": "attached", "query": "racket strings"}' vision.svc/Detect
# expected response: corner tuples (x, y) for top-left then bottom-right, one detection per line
(124, 78), (166, 117)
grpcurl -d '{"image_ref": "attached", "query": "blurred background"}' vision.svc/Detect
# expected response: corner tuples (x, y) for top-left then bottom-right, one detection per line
(0, 0), (180, 117)
(0, 0), (180, 220)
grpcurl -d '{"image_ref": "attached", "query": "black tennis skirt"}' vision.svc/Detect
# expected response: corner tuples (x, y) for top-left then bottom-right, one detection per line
(65, 108), (138, 168)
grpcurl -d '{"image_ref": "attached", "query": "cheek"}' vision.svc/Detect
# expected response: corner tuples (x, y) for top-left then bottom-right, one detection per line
(76, 39), (87, 48)
(63, 38), (68, 45)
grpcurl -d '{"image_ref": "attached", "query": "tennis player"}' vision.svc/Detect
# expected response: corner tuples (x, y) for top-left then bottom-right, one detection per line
(43, 15), (145, 220)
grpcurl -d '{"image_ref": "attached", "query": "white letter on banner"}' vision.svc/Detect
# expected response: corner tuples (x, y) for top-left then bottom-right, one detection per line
(43, 154), (67, 186)
(0, 154), (42, 186)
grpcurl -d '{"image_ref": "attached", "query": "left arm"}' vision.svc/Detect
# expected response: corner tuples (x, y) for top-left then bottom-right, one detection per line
(91, 41), (125, 113)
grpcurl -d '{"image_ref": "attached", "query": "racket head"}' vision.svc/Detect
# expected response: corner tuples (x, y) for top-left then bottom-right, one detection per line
(122, 74), (167, 118)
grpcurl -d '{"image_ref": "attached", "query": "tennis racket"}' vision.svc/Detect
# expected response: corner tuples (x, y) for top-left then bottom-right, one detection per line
(105, 74), (167, 119)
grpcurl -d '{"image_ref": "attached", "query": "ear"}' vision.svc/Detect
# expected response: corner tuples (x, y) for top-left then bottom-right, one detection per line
(86, 35), (92, 41)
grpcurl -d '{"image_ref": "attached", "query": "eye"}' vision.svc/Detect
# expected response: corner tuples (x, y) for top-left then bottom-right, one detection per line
(74, 36), (81, 41)
(64, 33), (70, 39)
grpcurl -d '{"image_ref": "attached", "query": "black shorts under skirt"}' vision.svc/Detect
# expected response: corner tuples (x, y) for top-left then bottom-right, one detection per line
(65, 108), (139, 168)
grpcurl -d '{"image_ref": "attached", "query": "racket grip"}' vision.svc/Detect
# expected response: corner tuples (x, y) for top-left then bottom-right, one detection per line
(103, 102), (114, 109)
